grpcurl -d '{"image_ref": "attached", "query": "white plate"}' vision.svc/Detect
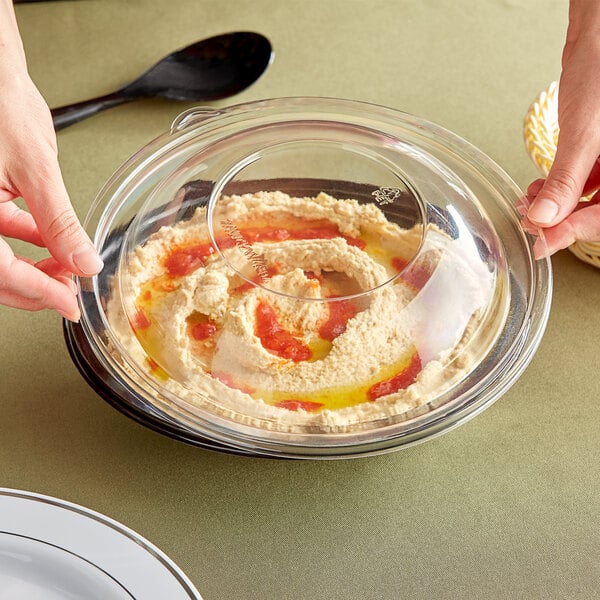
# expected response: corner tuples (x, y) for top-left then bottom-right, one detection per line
(0, 488), (203, 599)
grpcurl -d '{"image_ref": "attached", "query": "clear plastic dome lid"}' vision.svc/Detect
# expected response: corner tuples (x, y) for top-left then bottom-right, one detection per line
(80, 98), (550, 454)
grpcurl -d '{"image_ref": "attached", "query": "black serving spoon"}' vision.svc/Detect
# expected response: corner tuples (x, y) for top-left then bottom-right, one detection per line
(51, 31), (273, 130)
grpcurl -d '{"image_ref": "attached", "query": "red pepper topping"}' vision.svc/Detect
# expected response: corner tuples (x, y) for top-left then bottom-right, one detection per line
(275, 399), (324, 412)
(255, 300), (312, 362)
(164, 243), (215, 277)
(147, 357), (160, 372)
(393, 257), (433, 290)
(187, 312), (218, 340)
(367, 352), (422, 401)
(231, 280), (258, 295)
(231, 265), (280, 294)
(344, 236), (366, 250)
(241, 227), (291, 242)
(391, 256), (408, 272)
(239, 224), (364, 249)
(163, 221), (365, 279)
(298, 226), (364, 248)
(304, 270), (322, 281)
(403, 266), (432, 290)
(191, 322), (218, 340)
(132, 308), (151, 330)
(318, 299), (359, 341)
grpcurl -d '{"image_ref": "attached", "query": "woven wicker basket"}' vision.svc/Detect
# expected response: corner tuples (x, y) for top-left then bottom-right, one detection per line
(524, 80), (600, 268)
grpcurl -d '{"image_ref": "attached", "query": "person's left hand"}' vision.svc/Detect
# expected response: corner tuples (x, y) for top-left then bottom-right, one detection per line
(0, 69), (103, 320)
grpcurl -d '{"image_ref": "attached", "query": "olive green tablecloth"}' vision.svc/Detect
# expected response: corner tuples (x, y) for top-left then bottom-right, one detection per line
(4, 1), (600, 598)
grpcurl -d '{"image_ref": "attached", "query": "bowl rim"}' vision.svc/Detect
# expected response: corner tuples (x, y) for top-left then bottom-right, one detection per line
(72, 96), (553, 458)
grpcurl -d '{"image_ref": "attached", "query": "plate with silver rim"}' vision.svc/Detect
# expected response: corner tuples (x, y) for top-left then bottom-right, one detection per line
(0, 488), (203, 600)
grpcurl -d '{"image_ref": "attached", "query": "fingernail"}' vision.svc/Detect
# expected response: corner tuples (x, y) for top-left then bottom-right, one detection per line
(72, 244), (104, 276)
(57, 308), (80, 322)
(528, 199), (559, 224)
(522, 222), (538, 235)
(533, 238), (550, 260)
(65, 279), (77, 294)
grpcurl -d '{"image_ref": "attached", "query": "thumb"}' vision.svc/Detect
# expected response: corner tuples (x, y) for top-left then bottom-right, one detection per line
(539, 201), (600, 257)
(527, 143), (595, 228)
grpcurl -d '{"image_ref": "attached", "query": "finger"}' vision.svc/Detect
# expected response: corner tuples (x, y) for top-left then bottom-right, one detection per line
(521, 216), (539, 236)
(12, 255), (73, 280)
(0, 238), (80, 320)
(533, 237), (548, 260)
(34, 256), (72, 278)
(27, 257), (77, 294)
(581, 159), (600, 197)
(54, 275), (78, 295)
(516, 194), (531, 216)
(0, 258), (76, 296)
(0, 284), (78, 318)
(535, 203), (600, 257)
(13, 152), (104, 277)
(526, 179), (545, 197)
(517, 195), (541, 235)
(0, 289), (49, 312)
(527, 135), (600, 227)
(0, 290), (75, 319)
(0, 188), (18, 203)
(0, 202), (44, 245)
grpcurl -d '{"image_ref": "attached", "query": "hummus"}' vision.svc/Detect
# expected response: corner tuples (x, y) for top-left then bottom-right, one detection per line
(106, 191), (495, 433)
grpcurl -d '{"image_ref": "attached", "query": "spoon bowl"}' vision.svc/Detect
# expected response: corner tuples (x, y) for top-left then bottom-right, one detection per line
(51, 31), (273, 130)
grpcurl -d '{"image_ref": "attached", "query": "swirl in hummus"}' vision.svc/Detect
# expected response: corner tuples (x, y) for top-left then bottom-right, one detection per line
(106, 191), (496, 433)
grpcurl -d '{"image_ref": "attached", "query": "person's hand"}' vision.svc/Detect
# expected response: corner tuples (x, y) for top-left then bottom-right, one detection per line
(526, 0), (600, 258)
(0, 1), (103, 321)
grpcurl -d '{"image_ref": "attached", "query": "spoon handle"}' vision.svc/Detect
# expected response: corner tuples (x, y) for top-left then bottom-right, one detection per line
(51, 92), (131, 130)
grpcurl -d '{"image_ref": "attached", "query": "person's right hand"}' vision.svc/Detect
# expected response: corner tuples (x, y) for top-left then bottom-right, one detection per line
(525, 0), (600, 258)
(0, 1), (103, 321)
